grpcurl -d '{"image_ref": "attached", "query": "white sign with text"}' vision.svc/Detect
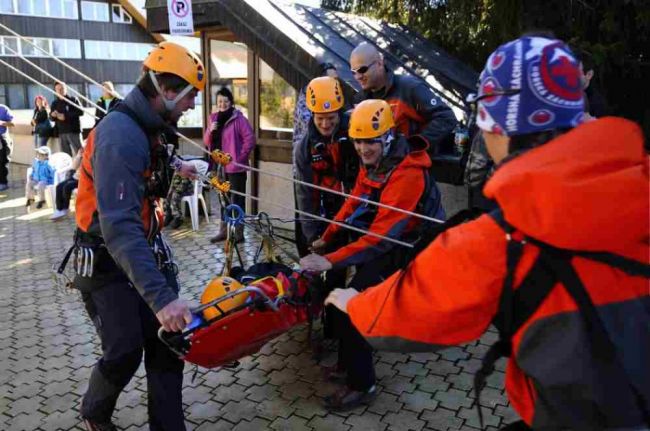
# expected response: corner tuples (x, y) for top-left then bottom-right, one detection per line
(167, 0), (194, 35)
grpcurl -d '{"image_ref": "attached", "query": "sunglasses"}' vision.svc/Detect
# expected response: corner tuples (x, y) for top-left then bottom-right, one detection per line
(351, 61), (376, 75)
(466, 88), (521, 105)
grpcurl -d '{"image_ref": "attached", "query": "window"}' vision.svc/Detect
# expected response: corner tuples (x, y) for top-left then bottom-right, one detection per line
(0, 0), (78, 19)
(111, 4), (132, 24)
(84, 40), (152, 61)
(0, 0), (14, 13)
(7, 84), (26, 110)
(0, 37), (80, 59)
(208, 40), (249, 116)
(0, 36), (19, 56)
(33, 0), (47, 14)
(178, 92), (203, 128)
(259, 58), (295, 132)
(81, 1), (108, 21)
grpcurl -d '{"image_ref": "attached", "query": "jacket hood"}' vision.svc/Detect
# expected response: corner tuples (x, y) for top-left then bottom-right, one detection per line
(365, 134), (431, 184)
(123, 87), (167, 133)
(484, 117), (649, 251)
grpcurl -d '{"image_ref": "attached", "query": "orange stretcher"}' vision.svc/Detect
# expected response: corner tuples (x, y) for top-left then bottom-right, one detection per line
(158, 267), (314, 369)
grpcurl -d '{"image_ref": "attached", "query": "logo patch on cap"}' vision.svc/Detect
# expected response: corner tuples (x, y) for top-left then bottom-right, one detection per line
(528, 109), (555, 126)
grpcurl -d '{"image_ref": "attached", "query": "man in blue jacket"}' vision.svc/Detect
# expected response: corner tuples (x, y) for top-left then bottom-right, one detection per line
(74, 41), (204, 431)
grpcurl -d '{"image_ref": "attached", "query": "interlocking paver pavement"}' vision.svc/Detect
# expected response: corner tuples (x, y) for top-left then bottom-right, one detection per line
(0, 164), (518, 430)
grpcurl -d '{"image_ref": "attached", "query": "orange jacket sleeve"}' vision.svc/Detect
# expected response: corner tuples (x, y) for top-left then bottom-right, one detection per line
(323, 166), (425, 268)
(346, 214), (507, 350)
(320, 177), (364, 242)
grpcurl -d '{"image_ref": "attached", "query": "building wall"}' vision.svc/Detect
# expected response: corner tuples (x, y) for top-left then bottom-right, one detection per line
(0, 0), (157, 108)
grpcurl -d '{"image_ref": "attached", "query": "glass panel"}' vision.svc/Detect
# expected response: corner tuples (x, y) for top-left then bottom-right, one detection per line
(113, 84), (133, 99)
(17, 0), (32, 14)
(33, 0), (46, 14)
(208, 40), (248, 116)
(81, 1), (93, 19)
(27, 84), (46, 109)
(2, 37), (18, 56)
(111, 4), (121, 21)
(50, 0), (63, 18)
(0, 0), (15, 14)
(7, 84), (26, 109)
(53, 39), (67, 57)
(66, 39), (81, 58)
(259, 58), (295, 131)
(20, 38), (39, 57)
(34, 38), (51, 56)
(88, 84), (103, 103)
(63, 0), (78, 19)
(96, 2), (108, 21)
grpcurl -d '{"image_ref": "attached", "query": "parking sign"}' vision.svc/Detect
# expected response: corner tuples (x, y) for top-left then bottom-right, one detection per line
(167, 0), (194, 35)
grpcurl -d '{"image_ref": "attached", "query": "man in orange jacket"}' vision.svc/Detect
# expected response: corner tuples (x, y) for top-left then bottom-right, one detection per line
(301, 99), (444, 411)
(325, 36), (650, 430)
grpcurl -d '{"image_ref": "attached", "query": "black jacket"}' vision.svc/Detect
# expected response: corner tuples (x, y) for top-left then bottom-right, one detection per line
(50, 95), (83, 134)
(354, 68), (457, 154)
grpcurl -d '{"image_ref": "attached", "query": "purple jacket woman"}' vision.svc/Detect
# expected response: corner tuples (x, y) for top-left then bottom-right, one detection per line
(202, 109), (255, 174)
(204, 87), (256, 243)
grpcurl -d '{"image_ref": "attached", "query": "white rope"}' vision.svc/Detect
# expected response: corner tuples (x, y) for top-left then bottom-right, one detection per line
(0, 41), (108, 116)
(0, 22), (122, 98)
(0, 21), (445, 227)
(0, 58), (99, 121)
(227, 188), (415, 249)
(229, 160), (445, 225)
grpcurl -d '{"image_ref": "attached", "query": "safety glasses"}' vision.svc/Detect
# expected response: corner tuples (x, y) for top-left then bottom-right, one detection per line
(466, 88), (521, 105)
(351, 61), (376, 75)
(466, 88), (521, 118)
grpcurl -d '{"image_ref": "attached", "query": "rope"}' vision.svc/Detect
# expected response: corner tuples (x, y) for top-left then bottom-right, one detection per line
(0, 22), (122, 98)
(0, 58), (99, 121)
(0, 41), (108, 116)
(227, 188), (415, 249)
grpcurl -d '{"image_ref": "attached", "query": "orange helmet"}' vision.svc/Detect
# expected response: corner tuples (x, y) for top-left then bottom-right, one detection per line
(143, 41), (205, 91)
(200, 276), (248, 320)
(306, 77), (344, 113)
(348, 99), (395, 139)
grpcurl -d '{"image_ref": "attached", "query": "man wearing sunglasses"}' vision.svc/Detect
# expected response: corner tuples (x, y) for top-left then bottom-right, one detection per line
(350, 42), (457, 155)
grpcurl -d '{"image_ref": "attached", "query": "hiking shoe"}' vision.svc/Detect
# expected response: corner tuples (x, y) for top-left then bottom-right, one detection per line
(50, 209), (69, 221)
(321, 364), (346, 383)
(82, 417), (118, 431)
(36, 200), (45, 209)
(324, 385), (377, 412)
(25, 198), (34, 208)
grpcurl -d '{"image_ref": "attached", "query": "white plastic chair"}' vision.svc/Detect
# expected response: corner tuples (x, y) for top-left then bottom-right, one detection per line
(26, 152), (72, 208)
(48, 152), (73, 208)
(181, 159), (209, 231)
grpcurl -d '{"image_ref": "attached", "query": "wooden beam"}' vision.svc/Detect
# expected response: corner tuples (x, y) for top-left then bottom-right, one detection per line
(117, 0), (165, 43)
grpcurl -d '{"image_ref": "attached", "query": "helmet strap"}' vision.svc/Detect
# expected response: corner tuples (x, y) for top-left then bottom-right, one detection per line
(382, 131), (394, 157)
(148, 70), (195, 113)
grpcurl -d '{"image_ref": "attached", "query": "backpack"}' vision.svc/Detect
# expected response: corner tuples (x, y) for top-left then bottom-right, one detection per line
(473, 209), (650, 429)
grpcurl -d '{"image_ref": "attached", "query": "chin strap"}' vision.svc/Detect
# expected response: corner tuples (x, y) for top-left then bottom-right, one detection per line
(381, 131), (395, 157)
(148, 70), (194, 112)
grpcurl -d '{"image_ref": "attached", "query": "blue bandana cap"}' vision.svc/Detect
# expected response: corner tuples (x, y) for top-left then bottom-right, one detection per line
(474, 37), (585, 136)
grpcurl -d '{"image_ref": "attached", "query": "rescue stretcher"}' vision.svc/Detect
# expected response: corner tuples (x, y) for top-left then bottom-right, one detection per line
(158, 264), (315, 369)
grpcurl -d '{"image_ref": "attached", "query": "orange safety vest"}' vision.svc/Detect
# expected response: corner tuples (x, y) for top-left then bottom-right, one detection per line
(75, 128), (164, 241)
